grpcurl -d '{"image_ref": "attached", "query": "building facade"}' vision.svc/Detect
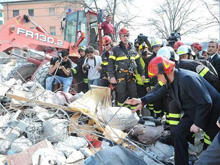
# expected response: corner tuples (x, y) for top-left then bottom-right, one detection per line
(1, 0), (83, 39)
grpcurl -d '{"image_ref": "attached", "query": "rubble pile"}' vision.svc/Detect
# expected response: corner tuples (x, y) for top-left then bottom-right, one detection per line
(0, 76), (203, 165)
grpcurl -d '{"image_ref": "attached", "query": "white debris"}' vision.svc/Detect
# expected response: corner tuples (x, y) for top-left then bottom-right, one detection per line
(32, 148), (66, 165)
(64, 136), (88, 150)
(97, 106), (139, 131)
(79, 148), (93, 158)
(65, 150), (84, 164)
(56, 141), (77, 157)
(10, 136), (32, 153)
(43, 118), (68, 143)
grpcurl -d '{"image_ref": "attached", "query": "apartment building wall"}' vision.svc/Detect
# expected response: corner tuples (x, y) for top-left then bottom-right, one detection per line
(2, 0), (82, 39)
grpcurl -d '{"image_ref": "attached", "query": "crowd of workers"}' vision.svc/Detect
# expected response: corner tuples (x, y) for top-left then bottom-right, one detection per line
(44, 17), (220, 164)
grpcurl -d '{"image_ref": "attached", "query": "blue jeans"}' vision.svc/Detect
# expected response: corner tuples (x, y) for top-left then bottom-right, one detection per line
(46, 75), (73, 93)
(88, 79), (99, 89)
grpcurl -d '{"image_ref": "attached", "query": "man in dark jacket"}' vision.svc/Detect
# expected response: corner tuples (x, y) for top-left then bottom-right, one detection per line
(208, 40), (220, 81)
(127, 56), (220, 165)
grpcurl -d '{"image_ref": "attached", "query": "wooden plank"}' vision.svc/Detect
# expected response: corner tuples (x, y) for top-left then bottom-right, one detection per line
(6, 93), (72, 112)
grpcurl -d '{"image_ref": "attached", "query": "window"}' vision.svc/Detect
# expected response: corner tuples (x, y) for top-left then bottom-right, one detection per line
(49, 8), (55, 16)
(50, 27), (56, 36)
(28, 9), (34, 16)
(0, 20), (3, 25)
(13, 10), (19, 17)
(0, 12), (2, 17)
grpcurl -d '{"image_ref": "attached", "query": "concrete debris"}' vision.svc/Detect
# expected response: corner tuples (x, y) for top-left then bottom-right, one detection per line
(32, 148), (66, 165)
(146, 141), (174, 162)
(10, 136), (32, 153)
(65, 150), (84, 164)
(79, 148), (93, 158)
(56, 141), (78, 157)
(43, 118), (68, 143)
(64, 136), (88, 150)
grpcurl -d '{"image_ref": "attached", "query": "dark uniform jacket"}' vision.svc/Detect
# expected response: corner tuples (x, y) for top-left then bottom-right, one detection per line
(100, 50), (110, 79)
(170, 69), (220, 130)
(209, 53), (220, 81)
(178, 59), (220, 92)
(108, 42), (144, 79)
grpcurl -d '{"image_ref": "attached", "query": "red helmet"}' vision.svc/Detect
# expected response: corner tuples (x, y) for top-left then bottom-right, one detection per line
(174, 41), (184, 51)
(119, 27), (129, 35)
(102, 35), (112, 46)
(148, 56), (175, 78)
(191, 43), (203, 51)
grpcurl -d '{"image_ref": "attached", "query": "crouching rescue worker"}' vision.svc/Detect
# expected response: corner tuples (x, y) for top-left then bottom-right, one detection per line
(127, 56), (220, 165)
(108, 27), (144, 110)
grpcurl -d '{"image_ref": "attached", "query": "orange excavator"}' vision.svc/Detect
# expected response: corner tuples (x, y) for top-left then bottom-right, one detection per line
(0, 9), (103, 92)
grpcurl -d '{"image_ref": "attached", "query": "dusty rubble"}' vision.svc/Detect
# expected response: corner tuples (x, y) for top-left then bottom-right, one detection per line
(0, 68), (204, 165)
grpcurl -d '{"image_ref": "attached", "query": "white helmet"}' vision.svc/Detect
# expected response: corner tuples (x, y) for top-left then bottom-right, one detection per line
(177, 45), (195, 56)
(157, 46), (179, 61)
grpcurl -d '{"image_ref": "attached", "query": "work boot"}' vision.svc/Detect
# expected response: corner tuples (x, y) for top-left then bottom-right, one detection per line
(159, 134), (174, 146)
(138, 115), (145, 124)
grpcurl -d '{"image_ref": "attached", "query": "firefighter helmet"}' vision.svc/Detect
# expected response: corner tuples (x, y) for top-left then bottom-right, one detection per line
(151, 39), (162, 48)
(177, 45), (195, 56)
(157, 46), (179, 61)
(119, 27), (129, 35)
(174, 41), (184, 51)
(102, 35), (112, 46)
(191, 43), (203, 51)
(148, 56), (175, 78)
(78, 46), (86, 53)
(139, 42), (148, 50)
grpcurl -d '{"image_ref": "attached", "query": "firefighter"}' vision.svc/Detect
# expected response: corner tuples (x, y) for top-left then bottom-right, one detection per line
(136, 42), (151, 98)
(145, 39), (164, 117)
(191, 42), (204, 60)
(127, 56), (220, 165)
(99, 35), (113, 87)
(72, 46), (88, 93)
(173, 41), (184, 52)
(177, 45), (220, 92)
(107, 27), (144, 110)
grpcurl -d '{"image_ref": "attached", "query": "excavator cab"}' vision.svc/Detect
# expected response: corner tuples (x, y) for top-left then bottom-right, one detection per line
(64, 10), (102, 53)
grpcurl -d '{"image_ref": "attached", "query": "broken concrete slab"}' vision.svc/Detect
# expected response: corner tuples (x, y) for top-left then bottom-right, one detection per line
(79, 148), (93, 158)
(64, 136), (88, 150)
(32, 148), (66, 165)
(10, 136), (32, 153)
(56, 141), (77, 157)
(65, 150), (84, 164)
(43, 118), (68, 143)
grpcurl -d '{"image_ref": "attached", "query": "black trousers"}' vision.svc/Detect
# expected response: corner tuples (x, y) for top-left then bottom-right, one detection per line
(173, 115), (219, 165)
(99, 79), (110, 87)
(115, 79), (137, 105)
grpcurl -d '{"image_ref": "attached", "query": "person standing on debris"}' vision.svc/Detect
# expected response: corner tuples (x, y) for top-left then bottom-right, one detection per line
(46, 50), (73, 93)
(108, 27), (144, 110)
(72, 46), (88, 93)
(99, 35), (113, 87)
(82, 46), (101, 89)
(127, 56), (220, 165)
(145, 39), (164, 117)
(99, 14), (115, 41)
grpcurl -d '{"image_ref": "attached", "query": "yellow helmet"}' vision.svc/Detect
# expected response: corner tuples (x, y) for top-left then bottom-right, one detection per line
(151, 39), (162, 48)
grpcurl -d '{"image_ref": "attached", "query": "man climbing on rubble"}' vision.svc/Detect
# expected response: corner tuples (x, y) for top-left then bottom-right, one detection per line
(46, 50), (73, 93)
(127, 56), (220, 165)
(108, 27), (144, 110)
